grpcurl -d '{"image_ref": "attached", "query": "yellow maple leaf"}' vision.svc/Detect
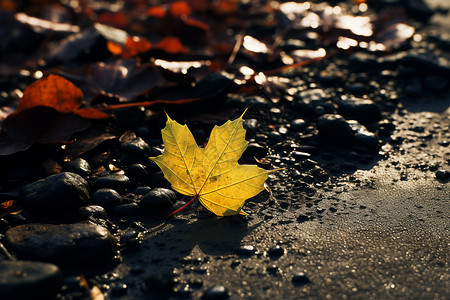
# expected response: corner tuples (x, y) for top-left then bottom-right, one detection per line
(150, 111), (274, 216)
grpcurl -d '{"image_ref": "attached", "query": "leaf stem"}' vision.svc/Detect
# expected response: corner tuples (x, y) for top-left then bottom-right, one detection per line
(165, 195), (198, 219)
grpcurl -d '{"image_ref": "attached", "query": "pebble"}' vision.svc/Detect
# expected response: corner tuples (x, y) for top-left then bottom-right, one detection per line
(19, 172), (89, 216)
(126, 164), (148, 181)
(337, 97), (381, 124)
(435, 170), (450, 181)
(348, 121), (379, 150)
(120, 229), (141, 249)
(111, 203), (140, 216)
(77, 205), (108, 220)
(139, 188), (177, 217)
(119, 137), (150, 156)
(292, 272), (310, 286)
(0, 260), (63, 300)
(267, 245), (284, 257)
(317, 114), (354, 145)
(134, 186), (152, 196)
(236, 245), (255, 256)
(291, 151), (311, 161)
(203, 285), (229, 300)
(291, 119), (307, 132)
(243, 118), (259, 134)
(64, 158), (91, 178)
(94, 174), (130, 192)
(244, 143), (267, 159)
(5, 223), (117, 266)
(91, 188), (123, 209)
(268, 131), (283, 145)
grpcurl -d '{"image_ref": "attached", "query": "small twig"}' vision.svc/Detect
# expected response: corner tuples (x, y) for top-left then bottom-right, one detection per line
(165, 195), (198, 219)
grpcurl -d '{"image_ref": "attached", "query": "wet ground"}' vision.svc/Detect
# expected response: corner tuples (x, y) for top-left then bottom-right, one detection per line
(108, 108), (449, 300)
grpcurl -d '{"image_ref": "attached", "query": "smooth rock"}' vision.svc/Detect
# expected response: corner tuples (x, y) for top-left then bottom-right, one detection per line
(91, 188), (122, 209)
(5, 223), (117, 266)
(19, 172), (89, 216)
(337, 98), (381, 124)
(134, 186), (152, 196)
(268, 132), (283, 145)
(111, 203), (139, 216)
(139, 188), (177, 217)
(94, 174), (130, 191)
(268, 245), (284, 257)
(317, 114), (354, 144)
(348, 121), (379, 150)
(244, 143), (267, 159)
(0, 260), (63, 300)
(119, 137), (150, 156)
(203, 285), (229, 300)
(291, 119), (307, 132)
(77, 205), (108, 220)
(64, 158), (91, 178)
(236, 245), (255, 256)
(292, 272), (310, 286)
(126, 164), (148, 181)
(435, 170), (450, 181)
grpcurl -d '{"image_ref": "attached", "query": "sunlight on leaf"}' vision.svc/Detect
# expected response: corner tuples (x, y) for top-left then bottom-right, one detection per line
(151, 111), (277, 216)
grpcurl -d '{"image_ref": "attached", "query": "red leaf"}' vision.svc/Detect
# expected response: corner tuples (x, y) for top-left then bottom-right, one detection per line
(156, 37), (188, 54)
(170, 1), (191, 17)
(96, 12), (128, 28)
(184, 17), (209, 31)
(75, 107), (111, 119)
(59, 60), (165, 102)
(147, 6), (167, 18)
(17, 74), (83, 114)
(123, 36), (152, 57)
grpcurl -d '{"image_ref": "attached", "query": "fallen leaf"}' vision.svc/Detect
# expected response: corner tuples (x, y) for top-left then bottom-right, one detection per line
(151, 111), (276, 216)
(59, 60), (164, 102)
(156, 36), (189, 54)
(0, 74), (110, 155)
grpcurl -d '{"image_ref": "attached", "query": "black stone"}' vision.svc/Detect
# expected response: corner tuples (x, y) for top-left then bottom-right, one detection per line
(337, 98), (381, 124)
(91, 188), (123, 209)
(236, 245), (255, 256)
(119, 137), (150, 156)
(291, 119), (307, 132)
(436, 170), (450, 181)
(77, 205), (108, 220)
(203, 285), (229, 300)
(292, 272), (310, 286)
(19, 172), (89, 216)
(139, 188), (177, 217)
(244, 143), (267, 159)
(291, 151), (311, 161)
(268, 132), (283, 145)
(64, 158), (91, 178)
(134, 186), (152, 196)
(0, 260), (63, 300)
(317, 114), (354, 145)
(349, 121), (379, 150)
(5, 223), (117, 266)
(94, 174), (130, 192)
(268, 245), (284, 257)
(111, 203), (140, 216)
(126, 164), (148, 180)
